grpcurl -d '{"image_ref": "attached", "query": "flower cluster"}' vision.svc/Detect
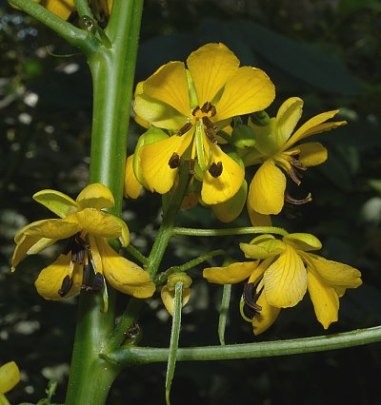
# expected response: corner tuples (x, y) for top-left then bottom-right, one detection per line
(125, 43), (346, 225)
(204, 232), (362, 334)
(12, 183), (155, 303)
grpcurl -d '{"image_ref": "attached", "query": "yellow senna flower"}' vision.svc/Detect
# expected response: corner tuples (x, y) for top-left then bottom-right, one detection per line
(243, 97), (347, 216)
(203, 232), (361, 335)
(133, 43), (275, 205)
(0, 361), (20, 405)
(12, 183), (155, 301)
(161, 273), (192, 316)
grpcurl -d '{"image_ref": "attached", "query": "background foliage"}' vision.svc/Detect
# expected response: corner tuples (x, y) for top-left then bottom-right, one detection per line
(1, 0), (381, 403)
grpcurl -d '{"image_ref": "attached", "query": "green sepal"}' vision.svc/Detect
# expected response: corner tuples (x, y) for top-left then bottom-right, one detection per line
(212, 180), (247, 223)
(230, 125), (257, 148)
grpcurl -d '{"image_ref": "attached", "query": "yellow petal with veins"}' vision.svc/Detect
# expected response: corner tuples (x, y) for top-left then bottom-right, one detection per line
(99, 239), (156, 298)
(303, 253), (362, 289)
(0, 361), (20, 394)
(284, 233), (322, 251)
(76, 183), (115, 210)
(307, 268), (339, 329)
(24, 218), (80, 239)
(214, 67), (275, 122)
(33, 189), (78, 218)
(284, 109), (345, 148)
(143, 62), (191, 117)
(186, 43), (239, 105)
(35, 254), (82, 300)
(201, 144), (244, 205)
(203, 261), (258, 284)
(248, 159), (286, 215)
(140, 131), (193, 194)
(275, 97), (303, 147)
(263, 245), (307, 307)
(252, 293), (281, 335)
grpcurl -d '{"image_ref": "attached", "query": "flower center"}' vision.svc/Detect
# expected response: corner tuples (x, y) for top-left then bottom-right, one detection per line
(59, 233), (104, 297)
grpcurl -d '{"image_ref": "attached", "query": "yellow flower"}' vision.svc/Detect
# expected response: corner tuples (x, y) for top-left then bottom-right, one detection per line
(133, 43), (275, 205)
(0, 361), (20, 405)
(243, 97), (347, 215)
(12, 183), (155, 301)
(203, 232), (361, 335)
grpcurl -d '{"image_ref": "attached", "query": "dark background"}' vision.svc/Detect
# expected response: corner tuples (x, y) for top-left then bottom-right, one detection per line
(1, 0), (381, 404)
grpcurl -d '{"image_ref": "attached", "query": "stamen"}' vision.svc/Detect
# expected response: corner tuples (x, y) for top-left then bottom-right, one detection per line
(91, 273), (105, 292)
(209, 162), (223, 178)
(242, 283), (263, 318)
(201, 102), (216, 116)
(192, 106), (201, 116)
(202, 117), (218, 143)
(288, 166), (302, 185)
(81, 264), (91, 291)
(58, 275), (73, 297)
(64, 233), (89, 264)
(285, 192), (312, 205)
(168, 152), (180, 169)
(177, 122), (192, 136)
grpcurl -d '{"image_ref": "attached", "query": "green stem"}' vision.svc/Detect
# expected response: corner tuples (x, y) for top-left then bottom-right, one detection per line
(109, 165), (190, 349)
(64, 1), (144, 404)
(173, 226), (288, 237)
(104, 325), (381, 366)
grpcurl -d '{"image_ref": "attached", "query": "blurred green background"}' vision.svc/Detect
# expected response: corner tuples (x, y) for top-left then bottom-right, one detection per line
(1, 0), (381, 404)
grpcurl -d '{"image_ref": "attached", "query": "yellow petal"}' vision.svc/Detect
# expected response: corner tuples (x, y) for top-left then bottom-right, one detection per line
(88, 235), (104, 275)
(74, 208), (122, 239)
(140, 131), (193, 194)
(201, 144), (245, 205)
(143, 61), (191, 117)
(76, 183), (115, 210)
(203, 261), (258, 284)
(252, 293), (281, 335)
(275, 97), (303, 147)
(124, 155), (143, 199)
(263, 245), (307, 308)
(0, 361), (20, 394)
(35, 254), (82, 300)
(248, 160), (286, 215)
(304, 253), (362, 289)
(214, 67), (275, 122)
(134, 94), (187, 130)
(99, 239), (156, 298)
(186, 43), (239, 105)
(298, 142), (328, 167)
(42, 0), (75, 20)
(284, 109), (346, 148)
(11, 233), (43, 270)
(161, 285), (191, 316)
(307, 268), (339, 329)
(211, 179), (247, 223)
(33, 189), (78, 218)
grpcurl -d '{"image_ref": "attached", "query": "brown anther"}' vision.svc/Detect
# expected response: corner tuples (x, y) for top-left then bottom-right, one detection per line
(168, 152), (180, 169)
(177, 122), (192, 136)
(208, 161), (223, 178)
(202, 117), (218, 143)
(285, 192), (312, 206)
(201, 102), (216, 116)
(192, 106), (201, 116)
(58, 275), (73, 297)
(288, 166), (302, 186)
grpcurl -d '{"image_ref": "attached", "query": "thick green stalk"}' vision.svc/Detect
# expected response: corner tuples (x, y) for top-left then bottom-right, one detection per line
(65, 1), (144, 404)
